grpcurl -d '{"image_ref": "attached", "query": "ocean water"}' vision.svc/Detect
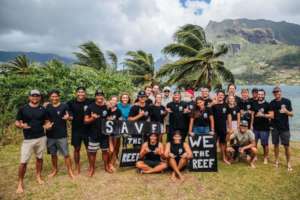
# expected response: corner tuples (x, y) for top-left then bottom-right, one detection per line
(237, 85), (300, 141)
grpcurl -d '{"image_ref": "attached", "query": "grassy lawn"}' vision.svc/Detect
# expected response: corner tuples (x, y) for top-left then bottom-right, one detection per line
(0, 141), (299, 200)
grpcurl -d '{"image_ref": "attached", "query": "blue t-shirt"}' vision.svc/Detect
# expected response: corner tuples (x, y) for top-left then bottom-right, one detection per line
(117, 102), (131, 120)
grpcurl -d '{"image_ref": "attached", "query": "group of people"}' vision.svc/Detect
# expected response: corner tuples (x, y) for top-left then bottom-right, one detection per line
(15, 83), (294, 193)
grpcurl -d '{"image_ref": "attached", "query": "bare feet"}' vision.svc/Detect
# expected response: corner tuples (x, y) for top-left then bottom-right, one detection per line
(105, 167), (113, 174)
(16, 182), (24, 194)
(74, 166), (80, 175)
(171, 172), (176, 182)
(178, 174), (185, 183)
(36, 176), (44, 185)
(263, 157), (268, 164)
(250, 162), (256, 169)
(223, 159), (231, 165)
(48, 170), (58, 178)
(87, 169), (95, 177)
(287, 163), (293, 172)
(68, 170), (75, 179)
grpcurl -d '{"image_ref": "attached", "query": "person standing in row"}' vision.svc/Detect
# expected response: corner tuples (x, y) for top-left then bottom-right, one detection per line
(227, 95), (241, 132)
(225, 83), (241, 106)
(117, 93), (131, 121)
(238, 89), (253, 129)
(15, 90), (51, 193)
(84, 90), (111, 176)
(270, 86), (293, 171)
(107, 96), (122, 171)
(211, 90), (232, 164)
(67, 87), (93, 174)
(149, 94), (167, 141)
(45, 90), (74, 179)
(166, 91), (189, 142)
(189, 97), (214, 136)
(251, 89), (274, 164)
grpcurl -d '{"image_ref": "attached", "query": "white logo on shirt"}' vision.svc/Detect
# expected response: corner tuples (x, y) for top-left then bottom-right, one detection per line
(57, 111), (60, 115)
(222, 107), (227, 113)
(144, 111), (149, 116)
(160, 110), (164, 115)
(179, 106), (183, 111)
(259, 108), (264, 113)
(203, 113), (208, 119)
(102, 110), (107, 117)
(84, 105), (88, 111)
(247, 105), (251, 109)
(233, 110), (236, 115)
(178, 148), (183, 154)
(189, 105), (193, 110)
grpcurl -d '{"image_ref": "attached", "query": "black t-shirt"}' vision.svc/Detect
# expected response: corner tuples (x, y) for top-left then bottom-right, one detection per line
(67, 98), (93, 133)
(16, 104), (47, 139)
(270, 98), (292, 131)
(167, 101), (188, 130)
(204, 98), (213, 107)
(238, 99), (253, 121)
(228, 106), (240, 121)
(211, 103), (229, 132)
(46, 103), (70, 139)
(128, 105), (150, 122)
(252, 101), (271, 131)
(191, 107), (212, 127)
(84, 102), (109, 136)
(108, 107), (122, 121)
(149, 105), (166, 123)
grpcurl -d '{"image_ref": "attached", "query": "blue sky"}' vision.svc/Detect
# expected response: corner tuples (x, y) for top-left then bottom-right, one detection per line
(0, 0), (300, 58)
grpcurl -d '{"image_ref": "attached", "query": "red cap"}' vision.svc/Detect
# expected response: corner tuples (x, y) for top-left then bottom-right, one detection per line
(186, 89), (194, 97)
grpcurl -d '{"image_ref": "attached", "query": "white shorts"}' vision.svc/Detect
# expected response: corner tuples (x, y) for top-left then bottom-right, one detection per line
(20, 136), (46, 163)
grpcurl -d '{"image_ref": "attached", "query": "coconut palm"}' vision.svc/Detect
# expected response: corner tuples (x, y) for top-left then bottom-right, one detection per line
(123, 50), (158, 86)
(106, 50), (118, 71)
(73, 41), (107, 70)
(0, 55), (31, 75)
(158, 24), (234, 89)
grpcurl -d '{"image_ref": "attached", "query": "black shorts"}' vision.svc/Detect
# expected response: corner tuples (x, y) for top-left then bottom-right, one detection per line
(272, 128), (290, 146)
(232, 146), (252, 158)
(216, 129), (227, 144)
(71, 131), (88, 148)
(88, 134), (109, 153)
(144, 159), (161, 168)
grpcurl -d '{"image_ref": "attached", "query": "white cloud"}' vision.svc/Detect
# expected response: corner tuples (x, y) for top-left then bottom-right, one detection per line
(0, 0), (300, 59)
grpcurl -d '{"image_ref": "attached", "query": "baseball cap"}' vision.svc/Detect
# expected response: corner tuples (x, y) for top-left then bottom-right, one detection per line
(95, 89), (105, 96)
(272, 86), (281, 93)
(29, 89), (41, 96)
(240, 120), (249, 127)
(163, 86), (171, 92)
(137, 91), (146, 97)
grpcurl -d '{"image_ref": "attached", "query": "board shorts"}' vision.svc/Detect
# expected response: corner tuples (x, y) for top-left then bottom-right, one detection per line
(20, 136), (46, 163)
(253, 130), (269, 146)
(88, 134), (109, 153)
(231, 145), (252, 159)
(271, 128), (290, 146)
(71, 130), (89, 148)
(47, 137), (69, 156)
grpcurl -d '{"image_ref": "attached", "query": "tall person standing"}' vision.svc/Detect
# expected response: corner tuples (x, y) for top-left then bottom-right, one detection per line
(67, 87), (93, 174)
(46, 90), (74, 179)
(270, 87), (294, 171)
(251, 89), (274, 164)
(15, 90), (50, 193)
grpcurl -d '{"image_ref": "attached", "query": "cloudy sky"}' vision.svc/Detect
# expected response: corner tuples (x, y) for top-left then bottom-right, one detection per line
(1, 0), (300, 59)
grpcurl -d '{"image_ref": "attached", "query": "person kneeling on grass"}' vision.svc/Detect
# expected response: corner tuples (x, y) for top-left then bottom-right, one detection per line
(226, 120), (257, 168)
(136, 133), (167, 174)
(164, 131), (192, 182)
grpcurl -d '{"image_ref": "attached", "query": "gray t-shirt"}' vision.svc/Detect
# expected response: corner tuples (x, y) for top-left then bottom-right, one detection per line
(230, 130), (255, 146)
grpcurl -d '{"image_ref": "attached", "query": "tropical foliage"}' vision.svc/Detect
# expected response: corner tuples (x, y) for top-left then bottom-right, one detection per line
(123, 50), (158, 86)
(158, 24), (234, 89)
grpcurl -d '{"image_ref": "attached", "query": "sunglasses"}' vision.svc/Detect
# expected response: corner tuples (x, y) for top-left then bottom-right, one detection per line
(164, 90), (170, 92)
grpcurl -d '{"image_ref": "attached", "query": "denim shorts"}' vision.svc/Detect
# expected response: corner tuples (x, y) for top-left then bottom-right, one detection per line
(192, 126), (210, 135)
(254, 130), (269, 146)
(47, 137), (69, 157)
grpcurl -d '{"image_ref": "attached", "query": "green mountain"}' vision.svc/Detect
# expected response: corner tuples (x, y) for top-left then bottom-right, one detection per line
(205, 19), (300, 85)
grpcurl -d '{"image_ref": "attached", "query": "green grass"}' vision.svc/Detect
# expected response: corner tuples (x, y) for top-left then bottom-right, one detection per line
(0, 141), (300, 200)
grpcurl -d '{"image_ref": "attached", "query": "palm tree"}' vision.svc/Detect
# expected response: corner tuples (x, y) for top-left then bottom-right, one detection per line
(123, 50), (158, 86)
(73, 41), (107, 70)
(157, 24), (234, 89)
(0, 54), (31, 75)
(106, 50), (118, 71)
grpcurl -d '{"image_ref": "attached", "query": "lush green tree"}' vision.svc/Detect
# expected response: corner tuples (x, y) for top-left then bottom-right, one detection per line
(106, 50), (118, 71)
(158, 24), (234, 89)
(123, 50), (158, 86)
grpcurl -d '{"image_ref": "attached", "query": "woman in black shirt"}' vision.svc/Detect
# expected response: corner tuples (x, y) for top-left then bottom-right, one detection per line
(227, 95), (240, 132)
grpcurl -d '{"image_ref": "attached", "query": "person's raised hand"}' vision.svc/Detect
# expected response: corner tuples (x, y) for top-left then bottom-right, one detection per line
(21, 123), (31, 129)
(91, 112), (100, 119)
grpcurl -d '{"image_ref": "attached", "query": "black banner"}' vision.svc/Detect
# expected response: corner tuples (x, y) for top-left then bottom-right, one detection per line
(119, 148), (140, 167)
(101, 120), (161, 136)
(188, 134), (218, 172)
